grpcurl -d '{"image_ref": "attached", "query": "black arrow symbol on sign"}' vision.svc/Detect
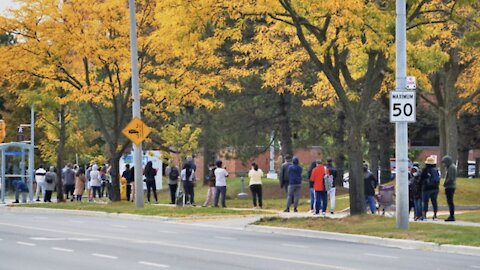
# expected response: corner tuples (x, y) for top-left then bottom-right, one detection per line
(128, 129), (139, 134)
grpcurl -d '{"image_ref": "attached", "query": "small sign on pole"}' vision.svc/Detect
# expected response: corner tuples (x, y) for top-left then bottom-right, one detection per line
(390, 91), (416, 123)
(406, 76), (416, 90)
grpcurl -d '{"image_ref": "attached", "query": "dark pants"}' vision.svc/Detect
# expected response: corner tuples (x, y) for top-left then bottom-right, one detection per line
(183, 181), (195, 204)
(423, 189), (439, 213)
(126, 184), (132, 201)
(64, 184), (74, 199)
(315, 191), (328, 214)
(169, 184), (178, 204)
(146, 180), (158, 202)
(76, 195), (83, 201)
(92, 186), (101, 198)
(214, 186), (227, 207)
(445, 188), (455, 217)
(250, 184), (262, 207)
(44, 190), (53, 202)
(101, 182), (109, 198)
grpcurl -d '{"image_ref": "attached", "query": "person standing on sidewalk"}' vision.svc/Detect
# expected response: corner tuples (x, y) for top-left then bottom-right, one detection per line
(279, 155), (293, 196)
(165, 162), (180, 205)
(213, 160), (229, 208)
(326, 158), (337, 214)
(364, 163), (377, 214)
(181, 162), (196, 206)
(442, 155), (457, 222)
(202, 163), (216, 207)
(310, 160), (329, 215)
(409, 166), (423, 220)
(35, 165), (47, 202)
(307, 161), (317, 213)
(144, 161), (158, 204)
(421, 156), (440, 220)
(248, 162), (264, 209)
(44, 166), (57, 203)
(63, 163), (75, 201)
(284, 156), (302, 213)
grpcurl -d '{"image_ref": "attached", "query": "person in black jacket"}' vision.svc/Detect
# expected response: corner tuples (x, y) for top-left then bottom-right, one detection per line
(364, 164), (377, 214)
(143, 161), (158, 203)
(421, 157), (440, 220)
(409, 166), (422, 221)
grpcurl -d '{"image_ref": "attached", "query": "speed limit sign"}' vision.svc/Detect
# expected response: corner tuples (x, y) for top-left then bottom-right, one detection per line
(390, 91), (416, 122)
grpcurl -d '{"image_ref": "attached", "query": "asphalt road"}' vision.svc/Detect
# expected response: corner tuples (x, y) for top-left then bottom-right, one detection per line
(0, 208), (478, 270)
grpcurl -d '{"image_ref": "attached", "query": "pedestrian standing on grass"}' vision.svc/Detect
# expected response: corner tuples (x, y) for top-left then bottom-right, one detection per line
(442, 155), (457, 222)
(248, 162), (264, 209)
(213, 160), (228, 208)
(166, 162), (180, 205)
(326, 158), (338, 214)
(122, 164), (133, 201)
(202, 163), (216, 207)
(44, 166), (57, 203)
(364, 163), (377, 214)
(279, 155), (293, 196)
(35, 164), (47, 202)
(144, 161), (158, 204)
(409, 166), (422, 220)
(421, 156), (440, 220)
(284, 156), (302, 213)
(74, 168), (86, 201)
(63, 163), (75, 201)
(307, 161), (317, 213)
(310, 160), (329, 216)
(181, 162), (196, 206)
(89, 164), (102, 200)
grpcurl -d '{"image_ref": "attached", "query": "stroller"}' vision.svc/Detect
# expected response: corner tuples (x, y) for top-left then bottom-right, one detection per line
(376, 185), (395, 216)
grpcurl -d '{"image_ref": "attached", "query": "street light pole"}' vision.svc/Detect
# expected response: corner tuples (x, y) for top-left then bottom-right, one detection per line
(395, 0), (409, 229)
(29, 106), (34, 203)
(128, 0), (144, 208)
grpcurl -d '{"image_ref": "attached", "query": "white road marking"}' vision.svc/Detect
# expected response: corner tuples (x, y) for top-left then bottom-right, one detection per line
(52, 247), (74, 253)
(0, 222), (356, 270)
(92, 253), (118, 259)
(67, 238), (96, 241)
(69, 220), (84, 224)
(138, 261), (169, 268)
(215, 236), (237, 241)
(30, 237), (65, 241)
(281, 243), (308, 249)
(112, 224), (128, 228)
(17, 241), (36, 247)
(364, 253), (399, 259)
(471, 266), (480, 269)
(158, 230), (177, 234)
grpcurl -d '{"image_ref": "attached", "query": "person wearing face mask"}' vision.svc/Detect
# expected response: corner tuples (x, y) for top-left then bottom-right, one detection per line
(409, 166), (422, 221)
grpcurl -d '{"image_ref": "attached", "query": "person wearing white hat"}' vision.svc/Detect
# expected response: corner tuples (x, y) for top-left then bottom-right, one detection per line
(420, 156), (440, 220)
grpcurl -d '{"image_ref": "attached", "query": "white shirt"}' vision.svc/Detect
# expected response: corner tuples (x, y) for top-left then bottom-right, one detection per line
(181, 169), (195, 182)
(248, 169), (263, 186)
(89, 169), (102, 187)
(214, 168), (229, 187)
(35, 168), (47, 183)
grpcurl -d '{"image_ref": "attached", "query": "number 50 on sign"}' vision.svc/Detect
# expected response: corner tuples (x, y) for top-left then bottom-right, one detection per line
(390, 91), (416, 123)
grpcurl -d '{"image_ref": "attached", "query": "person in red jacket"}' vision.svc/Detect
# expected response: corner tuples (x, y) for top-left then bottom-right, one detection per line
(310, 160), (330, 215)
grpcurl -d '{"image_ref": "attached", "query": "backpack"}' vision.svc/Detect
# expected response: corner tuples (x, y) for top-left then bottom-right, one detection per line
(426, 168), (440, 187)
(323, 167), (333, 191)
(169, 167), (179, 180)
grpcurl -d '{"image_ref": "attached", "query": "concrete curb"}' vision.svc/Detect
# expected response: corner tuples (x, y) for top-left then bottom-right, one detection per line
(245, 225), (480, 257)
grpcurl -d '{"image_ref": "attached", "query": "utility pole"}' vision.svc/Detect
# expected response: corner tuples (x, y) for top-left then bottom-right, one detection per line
(395, 0), (409, 229)
(128, 0), (144, 208)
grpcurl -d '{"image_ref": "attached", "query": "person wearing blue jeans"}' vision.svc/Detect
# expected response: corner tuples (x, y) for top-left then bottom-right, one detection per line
(307, 161), (317, 213)
(315, 191), (328, 214)
(364, 164), (378, 214)
(421, 157), (440, 220)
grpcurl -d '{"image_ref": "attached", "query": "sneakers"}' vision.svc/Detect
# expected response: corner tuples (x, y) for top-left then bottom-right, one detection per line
(294, 208), (298, 213)
(432, 214), (437, 220)
(444, 216), (455, 222)
(330, 211), (334, 215)
(283, 208), (290, 213)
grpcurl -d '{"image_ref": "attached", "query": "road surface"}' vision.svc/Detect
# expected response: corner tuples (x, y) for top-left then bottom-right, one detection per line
(0, 208), (478, 270)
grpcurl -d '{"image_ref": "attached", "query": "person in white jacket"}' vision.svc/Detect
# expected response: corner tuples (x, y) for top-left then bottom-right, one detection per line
(89, 164), (102, 199)
(35, 165), (47, 202)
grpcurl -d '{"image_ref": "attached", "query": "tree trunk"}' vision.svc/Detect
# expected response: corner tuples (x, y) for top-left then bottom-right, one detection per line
(334, 111), (346, 187)
(378, 113), (392, 184)
(56, 106), (66, 202)
(278, 92), (293, 157)
(347, 113), (365, 215)
(367, 119), (380, 181)
(444, 109), (459, 163)
(109, 151), (122, 201)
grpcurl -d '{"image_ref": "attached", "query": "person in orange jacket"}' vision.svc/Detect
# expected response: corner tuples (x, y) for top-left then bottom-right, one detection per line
(310, 160), (330, 216)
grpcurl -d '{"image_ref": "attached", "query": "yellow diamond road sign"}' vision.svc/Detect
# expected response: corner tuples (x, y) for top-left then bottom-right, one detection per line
(122, 117), (151, 145)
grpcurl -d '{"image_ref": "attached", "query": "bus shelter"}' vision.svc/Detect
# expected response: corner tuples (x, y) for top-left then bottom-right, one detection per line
(0, 142), (34, 204)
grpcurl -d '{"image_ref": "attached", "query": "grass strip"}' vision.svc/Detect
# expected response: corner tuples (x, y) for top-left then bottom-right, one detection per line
(10, 201), (274, 217)
(255, 214), (480, 247)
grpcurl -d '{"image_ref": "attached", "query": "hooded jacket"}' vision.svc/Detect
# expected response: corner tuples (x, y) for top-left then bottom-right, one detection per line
(288, 157), (303, 185)
(442, 155), (457, 189)
(89, 165), (102, 187)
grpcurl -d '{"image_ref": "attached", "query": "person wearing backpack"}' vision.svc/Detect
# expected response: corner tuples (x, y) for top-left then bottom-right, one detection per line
(310, 160), (329, 215)
(363, 163), (378, 214)
(202, 163), (216, 207)
(442, 155), (457, 222)
(166, 163), (180, 205)
(181, 162), (196, 206)
(44, 166), (57, 203)
(421, 156), (440, 220)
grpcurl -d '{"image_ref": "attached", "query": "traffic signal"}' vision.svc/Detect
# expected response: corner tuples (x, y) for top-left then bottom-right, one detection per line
(0, 120), (5, 143)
